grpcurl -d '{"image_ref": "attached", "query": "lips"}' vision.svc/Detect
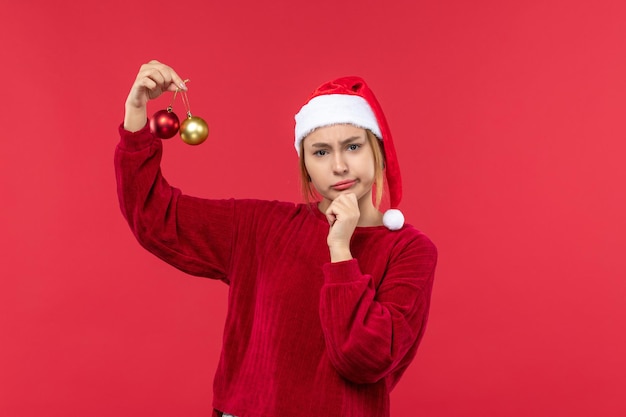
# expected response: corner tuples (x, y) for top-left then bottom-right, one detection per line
(331, 179), (357, 191)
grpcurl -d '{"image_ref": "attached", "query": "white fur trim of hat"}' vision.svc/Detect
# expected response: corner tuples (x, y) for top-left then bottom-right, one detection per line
(294, 94), (382, 155)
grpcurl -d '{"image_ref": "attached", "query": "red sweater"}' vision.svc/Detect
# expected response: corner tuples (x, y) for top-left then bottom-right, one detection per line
(114, 123), (437, 417)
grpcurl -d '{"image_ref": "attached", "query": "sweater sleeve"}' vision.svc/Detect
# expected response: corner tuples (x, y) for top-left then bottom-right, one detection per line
(114, 122), (235, 282)
(319, 232), (437, 385)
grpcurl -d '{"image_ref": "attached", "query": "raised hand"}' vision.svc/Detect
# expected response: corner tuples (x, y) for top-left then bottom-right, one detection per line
(124, 60), (187, 132)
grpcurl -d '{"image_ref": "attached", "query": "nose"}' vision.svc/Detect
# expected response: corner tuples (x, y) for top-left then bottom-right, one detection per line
(332, 153), (348, 174)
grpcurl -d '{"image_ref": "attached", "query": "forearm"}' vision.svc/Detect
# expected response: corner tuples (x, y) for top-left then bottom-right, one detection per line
(124, 100), (148, 132)
(114, 124), (173, 241)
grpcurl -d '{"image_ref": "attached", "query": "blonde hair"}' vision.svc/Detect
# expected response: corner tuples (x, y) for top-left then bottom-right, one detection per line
(299, 129), (385, 208)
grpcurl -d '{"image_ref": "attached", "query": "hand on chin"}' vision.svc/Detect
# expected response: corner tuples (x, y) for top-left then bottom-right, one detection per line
(324, 193), (360, 252)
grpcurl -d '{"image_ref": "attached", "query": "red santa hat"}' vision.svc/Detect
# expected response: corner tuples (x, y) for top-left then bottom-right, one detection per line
(294, 76), (404, 230)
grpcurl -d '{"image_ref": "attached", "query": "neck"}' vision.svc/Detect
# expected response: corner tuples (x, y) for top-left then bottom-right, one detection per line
(357, 199), (383, 227)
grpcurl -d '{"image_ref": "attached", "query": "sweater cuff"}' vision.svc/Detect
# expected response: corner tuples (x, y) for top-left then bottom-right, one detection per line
(118, 120), (157, 151)
(322, 259), (365, 284)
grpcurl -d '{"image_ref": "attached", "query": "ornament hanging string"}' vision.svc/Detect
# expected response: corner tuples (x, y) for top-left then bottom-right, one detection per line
(170, 79), (191, 111)
(180, 90), (193, 117)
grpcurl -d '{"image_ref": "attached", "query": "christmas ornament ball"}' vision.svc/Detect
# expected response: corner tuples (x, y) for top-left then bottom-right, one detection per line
(150, 109), (180, 139)
(180, 116), (209, 145)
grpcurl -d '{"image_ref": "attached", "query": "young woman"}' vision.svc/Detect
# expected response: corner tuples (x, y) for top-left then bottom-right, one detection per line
(115, 60), (437, 417)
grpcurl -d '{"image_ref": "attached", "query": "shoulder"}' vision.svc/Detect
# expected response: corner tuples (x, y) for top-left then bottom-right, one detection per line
(397, 224), (437, 253)
(384, 224), (438, 270)
(358, 222), (436, 254)
(352, 222), (437, 271)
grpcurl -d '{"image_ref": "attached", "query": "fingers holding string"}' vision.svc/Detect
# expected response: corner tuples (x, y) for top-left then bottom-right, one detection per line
(138, 60), (188, 94)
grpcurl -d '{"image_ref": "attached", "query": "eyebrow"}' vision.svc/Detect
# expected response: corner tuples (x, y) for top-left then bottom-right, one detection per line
(309, 136), (364, 148)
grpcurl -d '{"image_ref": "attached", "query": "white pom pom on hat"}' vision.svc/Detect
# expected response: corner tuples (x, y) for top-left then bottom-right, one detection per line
(294, 76), (405, 230)
(382, 209), (405, 231)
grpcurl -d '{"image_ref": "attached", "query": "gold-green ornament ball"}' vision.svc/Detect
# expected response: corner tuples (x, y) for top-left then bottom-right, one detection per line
(180, 116), (209, 145)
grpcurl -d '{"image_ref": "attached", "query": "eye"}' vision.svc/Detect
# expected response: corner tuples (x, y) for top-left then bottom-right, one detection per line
(314, 149), (328, 156)
(347, 143), (361, 151)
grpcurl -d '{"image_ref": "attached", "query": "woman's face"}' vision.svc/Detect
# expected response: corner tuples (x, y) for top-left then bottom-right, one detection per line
(302, 124), (376, 209)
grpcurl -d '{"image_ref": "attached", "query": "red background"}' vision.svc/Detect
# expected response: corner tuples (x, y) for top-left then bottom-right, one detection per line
(1, 1), (625, 416)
